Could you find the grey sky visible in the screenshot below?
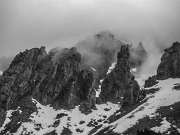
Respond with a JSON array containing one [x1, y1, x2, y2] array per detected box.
[[0, 0, 180, 59]]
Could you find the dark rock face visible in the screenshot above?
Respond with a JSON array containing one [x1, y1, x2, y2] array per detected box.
[[77, 70, 94, 101], [122, 75, 140, 108], [137, 129, 162, 135], [99, 45, 131, 104], [0, 109, 6, 128], [99, 45, 141, 107], [0, 46, 95, 127], [157, 42, 180, 80], [0, 47, 46, 127], [0, 36, 143, 131], [144, 75, 158, 88], [61, 127, 72, 135], [78, 70, 97, 114], [36, 47, 82, 109]]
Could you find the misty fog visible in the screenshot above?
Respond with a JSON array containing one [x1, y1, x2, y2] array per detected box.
[[0, 0, 180, 77]]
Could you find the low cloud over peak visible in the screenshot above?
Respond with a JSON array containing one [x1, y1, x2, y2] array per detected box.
[[0, 0, 180, 72]]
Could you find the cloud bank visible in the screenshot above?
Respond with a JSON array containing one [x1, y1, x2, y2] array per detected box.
[[0, 0, 180, 73]]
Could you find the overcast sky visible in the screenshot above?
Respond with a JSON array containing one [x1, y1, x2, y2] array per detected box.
[[0, 0, 180, 59]]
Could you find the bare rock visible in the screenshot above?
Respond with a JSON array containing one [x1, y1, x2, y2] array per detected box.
[[99, 45, 131, 104], [122, 75, 140, 108], [0, 46, 94, 128], [157, 42, 180, 80], [144, 75, 158, 88]]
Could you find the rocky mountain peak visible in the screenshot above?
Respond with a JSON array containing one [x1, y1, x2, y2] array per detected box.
[[145, 41, 180, 87], [137, 42, 146, 54], [117, 44, 130, 60], [96, 31, 115, 40], [157, 41, 180, 80], [99, 45, 140, 107], [0, 46, 91, 127], [164, 41, 180, 54], [49, 47, 81, 63], [0, 33, 159, 134]]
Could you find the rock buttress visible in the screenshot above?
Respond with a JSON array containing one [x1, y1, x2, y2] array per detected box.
[[99, 45, 131, 104], [0, 46, 95, 128], [157, 42, 180, 80]]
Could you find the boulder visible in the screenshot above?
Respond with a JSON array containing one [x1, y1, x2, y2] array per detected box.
[[144, 75, 158, 88]]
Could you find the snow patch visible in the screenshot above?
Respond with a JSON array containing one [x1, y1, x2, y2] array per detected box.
[[131, 68, 137, 72], [177, 128, 180, 133], [96, 79, 103, 97], [91, 67, 96, 71], [107, 63, 116, 74]]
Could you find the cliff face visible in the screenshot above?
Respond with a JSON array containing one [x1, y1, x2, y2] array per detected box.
[[99, 45, 132, 104], [0, 39, 142, 132], [0, 47, 95, 128], [0, 47, 46, 127], [99, 45, 141, 108], [157, 42, 180, 80], [122, 75, 140, 108], [0, 46, 85, 108], [75, 31, 124, 91]]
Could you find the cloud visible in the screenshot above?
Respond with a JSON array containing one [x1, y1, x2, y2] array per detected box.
[[74, 31, 124, 68], [0, 0, 180, 73]]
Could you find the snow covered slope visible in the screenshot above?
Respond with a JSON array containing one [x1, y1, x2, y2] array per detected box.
[[95, 78, 180, 134], [0, 100, 119, 135]]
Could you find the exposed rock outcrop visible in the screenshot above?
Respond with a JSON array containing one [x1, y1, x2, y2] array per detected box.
[[0, 47, 46, 127], [99, 45, 131, 104], [75, 31, 124, 91], [0, 46, 95, 128], [157, 42, 180, 80], [122, 75, 140, 108], [144, 75, 158, 88], [78, 70, 97, 114], [0, 34, 144, 130]]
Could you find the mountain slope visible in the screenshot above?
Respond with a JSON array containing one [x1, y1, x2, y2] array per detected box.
[[0, 98, 120, 135], [94, 79, 180, 135], [1, 78, 180, 135], [0, 34, 180, 135]]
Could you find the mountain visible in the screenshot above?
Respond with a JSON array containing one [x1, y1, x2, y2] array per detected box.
[[0, 32, 180, 135], [157, 41, 180, 80], [95, 78, 180, 135], [130, 42, 148, 70]]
